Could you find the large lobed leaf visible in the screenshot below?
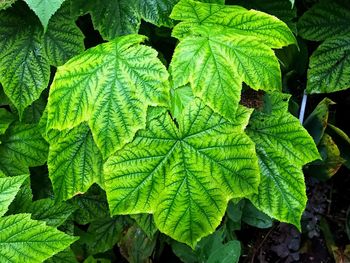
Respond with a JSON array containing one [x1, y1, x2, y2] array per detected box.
[[298, 1, 350, 94], [0, 2, 84, 116], [247, 93, 320, 228], [0, 214, 78, 262], [104, 99, 259, 247], [47, 34, 170, 158], [170, 0, 295, 121]]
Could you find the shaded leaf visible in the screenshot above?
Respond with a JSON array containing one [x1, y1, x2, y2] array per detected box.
[[0, 174, 28, 216], [307, 133, 344, 181], [327, 124, 350, 169], [44, 249, 78, 263], [0, 109, 14, 136], [27, 198, 77, 227], [304, 98, 335, 145], [131, 214, 158, 238]]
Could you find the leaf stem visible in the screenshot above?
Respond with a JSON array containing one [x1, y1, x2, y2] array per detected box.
[[299, 91, 308, 124]]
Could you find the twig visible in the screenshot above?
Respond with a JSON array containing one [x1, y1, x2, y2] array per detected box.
[[250, 224, 277, 263]]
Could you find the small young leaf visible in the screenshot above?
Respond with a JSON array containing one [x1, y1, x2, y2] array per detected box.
[[0, 214, 78, 262], [47, 34, 170, 158], [23, 0, 64, 30], [0, 174, 28, 216], [105, 99, 259, 247]]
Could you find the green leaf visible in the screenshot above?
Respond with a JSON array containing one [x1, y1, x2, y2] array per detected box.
[[327, 124, 350, 170], [131, 214, 158, 238], [138, 0, 178, 27], [43, 3, 84, 66], [206, 240, 241, 263], [0, 122, 48, 176], [170, 0, 296, 48], [44, 249, 78, 263], [27, 198, 77, 227], [170, 26, 281, 120], [305, 35, 350, 94], [104, 99, 259, 247], [241, 200, 272, 229], [297, 1, 350, 94], [171, 229, 240, 263], [47, 34, 170, 158], [83, 216, 126, 254], [0, 122, 48, 168], [298, 1, 350, 42], [47, 123, 103, 201], [72, 0, 141, 41], [0, 213, 78, 262], [0, 109, 14, 136], [229, 0, 297, 33], [71, 0, 178, 40], [170, 84, 194, 119], [0, 4, 49, 116], [307, 133, 344, 181], [23, 0, 64, 30], [119, 224, 156, 263], [72, 185, 110, 225], [6, 178, 33, 214], [304, 98, 335, 145], [247, 93, 320, 229], [0, 174, 28, 216], [0, 2, 84, 116], [0, 0, 16, 10]]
